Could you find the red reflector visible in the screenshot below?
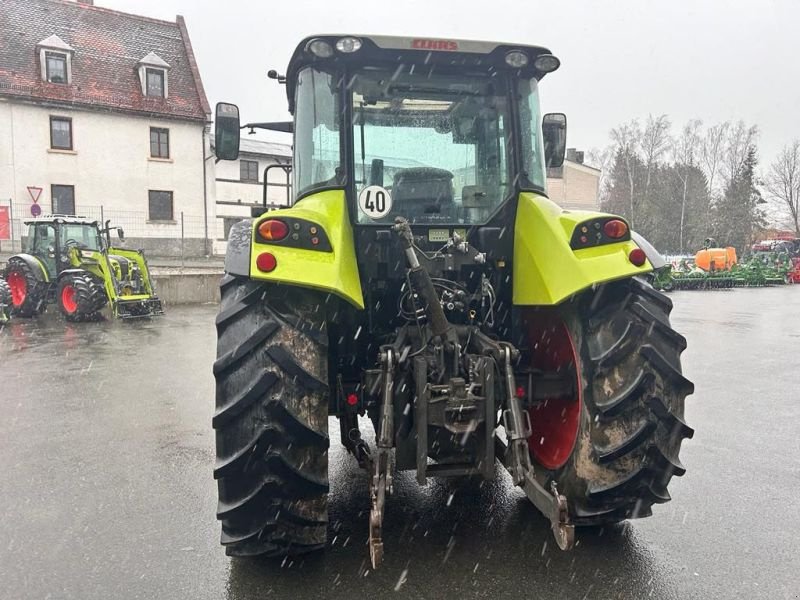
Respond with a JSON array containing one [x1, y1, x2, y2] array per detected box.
[[258, 219, 289, 241], [603, 219, 628, 239], [346, 393, 359, 406], [629, 248, 647, 267], [256, 252, 277, 272], [516, 386, 526, 399]]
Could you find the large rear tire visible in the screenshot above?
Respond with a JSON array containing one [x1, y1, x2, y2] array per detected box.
[[57, 272, 107, 321], [523, 277, 694, 525], [4, 258, 47, 317], [213, 274, 329, 557]]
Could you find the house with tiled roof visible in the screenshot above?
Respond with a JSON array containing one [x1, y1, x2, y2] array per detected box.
[[0, 0, 213, 256]]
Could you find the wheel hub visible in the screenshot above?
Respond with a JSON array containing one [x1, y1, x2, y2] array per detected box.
[[61, 285, 78, 314], [526, 316, 582, 470], [7, 271, 27, 307]]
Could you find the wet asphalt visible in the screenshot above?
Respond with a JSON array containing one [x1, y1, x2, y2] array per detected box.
[[1, 287, 799, 600]]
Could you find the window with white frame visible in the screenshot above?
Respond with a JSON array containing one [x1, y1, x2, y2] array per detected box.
[[37, 35, 74, 84], [45, 52, 68, 84], [146, 69, 165, 98], [138, 52, 170, 99]]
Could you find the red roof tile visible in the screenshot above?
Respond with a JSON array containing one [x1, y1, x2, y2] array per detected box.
[[0, 0, 209, 121]]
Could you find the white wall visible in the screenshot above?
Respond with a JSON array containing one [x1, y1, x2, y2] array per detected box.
[[0, 99, 210, 241]]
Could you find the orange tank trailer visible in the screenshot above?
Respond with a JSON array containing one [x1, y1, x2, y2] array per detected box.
[[695, 247, 737, 272]]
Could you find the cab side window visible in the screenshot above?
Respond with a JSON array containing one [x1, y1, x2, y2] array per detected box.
[[32, 224, 56, 256]]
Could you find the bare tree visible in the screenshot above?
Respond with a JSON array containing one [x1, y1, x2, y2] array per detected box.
[[722, 120, 758, 186], [610, 120, 641, 227], [700, 121, 730, 196], [586, 145, 614, 206], [641, 114, 671, 204], [764, 140, 800, 234], [671, 120, 702, 252]]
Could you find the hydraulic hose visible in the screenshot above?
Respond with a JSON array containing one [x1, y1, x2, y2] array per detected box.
[[393, 218, 452, 339]]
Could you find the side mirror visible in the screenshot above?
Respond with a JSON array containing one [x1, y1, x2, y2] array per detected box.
[[215, 102, 241, 161], [542, 113, 567, 168], [117, 228, 125, 240]]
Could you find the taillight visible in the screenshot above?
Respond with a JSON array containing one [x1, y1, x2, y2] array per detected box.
[[258, 219, 289, 241], [346, 393, 359, 406], [256, 252, 277, 272], [603, 219, 628, 239], [628, 248, 647, 267]]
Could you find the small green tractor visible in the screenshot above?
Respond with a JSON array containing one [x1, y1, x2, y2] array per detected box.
[[212, 35, 694, 568], [0, 215, 163, 321]]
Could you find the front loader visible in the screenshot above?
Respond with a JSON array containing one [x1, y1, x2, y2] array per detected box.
[[212, 35, 694, 568], [1, 215, 163, 321]]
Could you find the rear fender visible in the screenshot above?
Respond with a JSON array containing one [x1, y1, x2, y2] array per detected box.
[[6, 254, 50, 282], [631, 231, 666, 269], [513, 192, 653, 305], [242, 190, 364, 309]]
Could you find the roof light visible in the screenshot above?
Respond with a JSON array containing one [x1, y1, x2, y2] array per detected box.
[[504, 50, 529, 68], [306, 39, 334, 58], [603, 219, 629, 239], [533, 54, 561, 73], [336, 36, 362, 54], [258, 219, 289, 241]]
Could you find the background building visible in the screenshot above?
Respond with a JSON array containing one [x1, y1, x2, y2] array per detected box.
[[546, 148, 601, 211], [212, 138, 291, 255], [0, 0, 212, 256]]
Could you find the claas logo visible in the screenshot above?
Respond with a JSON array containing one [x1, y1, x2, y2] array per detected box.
[[411, 38, 459, 51]]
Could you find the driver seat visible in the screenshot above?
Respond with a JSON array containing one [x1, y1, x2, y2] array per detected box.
[[392, 168, 454, 220]]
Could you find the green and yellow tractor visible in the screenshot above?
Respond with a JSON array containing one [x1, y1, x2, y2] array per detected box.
[[212, 35, 694, 567], [0, 215, 163, 321]]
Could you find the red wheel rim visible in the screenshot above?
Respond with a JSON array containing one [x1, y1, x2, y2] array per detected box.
[[7, 271, 27, 307], [525, 313, 582, 470], [61, 285, 78, 314]]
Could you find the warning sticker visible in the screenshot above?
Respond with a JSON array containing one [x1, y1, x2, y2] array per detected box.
[[358, 186, 392, 220]]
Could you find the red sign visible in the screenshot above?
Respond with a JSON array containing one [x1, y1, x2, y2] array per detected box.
[[0, 206, 9, 240], [411, 38, 459, 51]]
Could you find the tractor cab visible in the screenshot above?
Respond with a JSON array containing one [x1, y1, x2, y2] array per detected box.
[[216, 35, 567, 227], [24, 216, 105, 278]]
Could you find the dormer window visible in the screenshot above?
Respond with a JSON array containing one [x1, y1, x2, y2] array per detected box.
[[138, 52, 170, 98], [37, 35, 74, 85], [45, 52, 68, 83], [146, 68, 165, 97]]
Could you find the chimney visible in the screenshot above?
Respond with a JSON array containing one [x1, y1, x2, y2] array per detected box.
[[565, 148, 584, 164]]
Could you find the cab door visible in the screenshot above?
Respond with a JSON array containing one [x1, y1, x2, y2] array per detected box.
[[29, 224, 58, 278]]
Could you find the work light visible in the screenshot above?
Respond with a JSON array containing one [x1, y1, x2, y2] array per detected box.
[[504, 50, 529, 68], [306, 39, 334, 58], [533, 54, 560, 73], [336, 37, 362, 53]]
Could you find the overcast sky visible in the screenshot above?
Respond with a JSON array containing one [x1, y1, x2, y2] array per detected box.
[[103, 0, 800, 166]]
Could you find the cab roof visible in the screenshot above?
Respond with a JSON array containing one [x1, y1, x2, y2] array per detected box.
[[23, 214, 98, 226], [284, 34, 556, 111]]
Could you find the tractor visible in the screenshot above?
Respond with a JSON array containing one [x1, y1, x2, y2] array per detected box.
[[1, 215, 163, 321], [212, 35, 694, 568]]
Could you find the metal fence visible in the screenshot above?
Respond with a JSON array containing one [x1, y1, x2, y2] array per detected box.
[[0, 199, 209, 259]]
